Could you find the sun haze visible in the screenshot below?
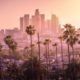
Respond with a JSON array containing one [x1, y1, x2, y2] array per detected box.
[[0, 0, 80, 29]]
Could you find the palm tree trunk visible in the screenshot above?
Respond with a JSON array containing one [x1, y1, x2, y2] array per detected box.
[[30, 35, 33, 58], [45, 45, 48, 79], [37, 33, 41, 62], [45, 45, 48, 69], [55, 45, 58, 68], [30, 35, 34, 80], [60, 40, 64, 69], [47, 43, 50, 69], [68, 44, 70, 64]]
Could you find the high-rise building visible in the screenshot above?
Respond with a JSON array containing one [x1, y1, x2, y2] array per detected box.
[[31, 15, 35, 26], [51, 14, 59, 35], [40, 14, 45, 33], [23, 14, 29, 32], [34, 9, 41, 33], [20, 17, 24, 32], [45, 20, 51, 32], [20, 9, 60, 35]]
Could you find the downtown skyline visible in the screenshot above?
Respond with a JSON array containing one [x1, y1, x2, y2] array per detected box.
[[0, 0, 80, 29], [20, 9, 60, 34]]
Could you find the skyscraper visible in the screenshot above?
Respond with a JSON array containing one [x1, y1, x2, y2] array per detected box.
[[45, 20, 51, 33], [20, 17, 24, 32], [34, 9, 41, 33], [40, 14, 45, 33], [23, 14, 29, 32], [51, 14, 59, 35]]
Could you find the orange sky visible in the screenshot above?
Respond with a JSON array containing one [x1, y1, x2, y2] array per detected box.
[[0, 0, 80, 29]]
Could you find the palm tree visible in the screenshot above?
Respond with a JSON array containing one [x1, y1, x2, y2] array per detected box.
[[43, 41, 47, 59], [37, 33, 41, 62], [43, 41, 49, 79], [43, 39, 51, 79], [52, 43, 58, 67], [45, 39, 51, 61], [63, 24, 79, 62], [4, 35, 12, 54], [58, 36, 64, 68], [4, 35, 17, 58], [26, 25, 35, 58]]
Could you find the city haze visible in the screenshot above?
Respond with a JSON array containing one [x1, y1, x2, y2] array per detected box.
[[0, 0, 80, 29]]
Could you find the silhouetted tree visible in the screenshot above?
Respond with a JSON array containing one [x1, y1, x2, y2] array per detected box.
[[37, 33, 41, 63], [52, 43, 58, 68], [26, 25, 35, 58], [58, 36, 64, 68], [4, 35, 17, 58], [63, 24, 79, 63]]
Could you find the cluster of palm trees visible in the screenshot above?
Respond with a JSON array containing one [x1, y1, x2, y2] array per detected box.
[[26, 24, 80, 66], [0, 23, 79, 80], [0, 23, 79, 67], [25, 24, 80, 80]]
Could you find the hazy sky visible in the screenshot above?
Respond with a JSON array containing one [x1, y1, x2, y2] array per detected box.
[[0, 0, 80, 29]]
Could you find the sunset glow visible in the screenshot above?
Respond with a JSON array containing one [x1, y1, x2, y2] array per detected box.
[[0, 0, 80, 29]]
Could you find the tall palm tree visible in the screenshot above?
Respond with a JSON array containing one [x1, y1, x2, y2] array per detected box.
[[43, 42, 47, 59], [43, 39, 51, 74], [26, 25, 36, 80], [52, 43, 58, 67], [45, 39, 51, 61], [26, 25, 35, 58], [37, 33, 41, 62], [58, 36, 64, 68], [63, 24, 79, 62], [43, 41, 49, 79]]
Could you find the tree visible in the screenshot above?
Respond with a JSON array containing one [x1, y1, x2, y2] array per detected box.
[[4, 35, 17, 58], [58, 36, 64, 68], [26, 25, 35, 58], [44, 39, 51, 66], [37, 33, 41, 63], [63, 24, 79, 62], [52, 43, 58, 67], [26, 25, 36, 79]]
